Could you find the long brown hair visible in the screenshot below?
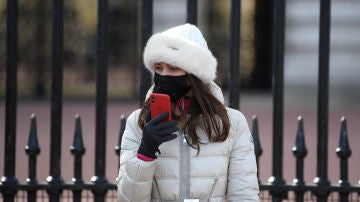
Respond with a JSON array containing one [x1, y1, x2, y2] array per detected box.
[[138, 74, 230, 153]]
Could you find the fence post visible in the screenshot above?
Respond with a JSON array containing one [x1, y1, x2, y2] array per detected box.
[[47, 0, 65, 201], [229, 0, 241, 109], [91, 0, 109, 201], [186, 0, 197, 25], [268, 0, 286, 201], [139, 0, 153, 106], [1, 0, 19, 201], [313, 0, 332, 201]]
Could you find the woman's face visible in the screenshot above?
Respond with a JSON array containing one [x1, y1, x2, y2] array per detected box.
[[154, 62, 186, 76]]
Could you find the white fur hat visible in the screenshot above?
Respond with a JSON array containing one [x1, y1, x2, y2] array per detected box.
[[143, 23, 217, 83]]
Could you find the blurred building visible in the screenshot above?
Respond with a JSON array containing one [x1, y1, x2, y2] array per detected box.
[[285, 0, 360, 87], [154, 0, 360, 88]]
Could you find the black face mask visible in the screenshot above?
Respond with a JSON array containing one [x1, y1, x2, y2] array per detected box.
[[154, 73, 191, 101]]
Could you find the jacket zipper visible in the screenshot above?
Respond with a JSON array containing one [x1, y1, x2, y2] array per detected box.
[[179, 131, 190, 201], [179, 98, 191, 201], [208, 178, 218, 199], [153, 177, 163, 202]]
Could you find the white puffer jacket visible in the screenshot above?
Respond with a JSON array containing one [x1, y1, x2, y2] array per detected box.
[[117, 83, 259, 202]]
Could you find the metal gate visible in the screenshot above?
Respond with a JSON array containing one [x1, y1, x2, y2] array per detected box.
[[1, 0, 359, 201]]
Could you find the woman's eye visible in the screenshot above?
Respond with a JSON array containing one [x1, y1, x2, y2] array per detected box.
[[154, 65, 162, 71], [170, 67, 179, 71]]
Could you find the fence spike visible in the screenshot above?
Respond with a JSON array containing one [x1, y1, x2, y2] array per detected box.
[[70, 114, 85, 185], [252, 115, 262, 184], [336, 117, 351, 159], [252, 115, 263, 158], [336, 116, 351, 188], [115, 115, 127, 182], [292, 116, 307, 158], [70, 114, 86, 156], [292, 116, 307, 187], [25, 114, 41, 185], [25, 114, 41, 156], [115, 115, 127, 156]]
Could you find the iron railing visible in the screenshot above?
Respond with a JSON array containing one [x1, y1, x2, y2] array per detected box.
[[1, 0, 360, 202]]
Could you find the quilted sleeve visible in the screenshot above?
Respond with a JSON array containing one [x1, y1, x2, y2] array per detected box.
[[116, 109, 157, 202], [226, 110, 260, 202]]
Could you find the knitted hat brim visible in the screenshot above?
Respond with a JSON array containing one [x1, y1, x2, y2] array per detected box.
[[143, 33, 217, 83]]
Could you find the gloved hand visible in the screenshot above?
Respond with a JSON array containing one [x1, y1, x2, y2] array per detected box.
[[138, 111, 178, 159]]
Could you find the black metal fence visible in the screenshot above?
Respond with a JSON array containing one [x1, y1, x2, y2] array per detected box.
[[1, 0, 360, 202]]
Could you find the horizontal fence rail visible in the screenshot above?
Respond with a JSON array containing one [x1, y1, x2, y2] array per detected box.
[[1, 0, 360, 202]]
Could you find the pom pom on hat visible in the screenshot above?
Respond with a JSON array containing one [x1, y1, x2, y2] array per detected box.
[[143, 23, 217, 83]]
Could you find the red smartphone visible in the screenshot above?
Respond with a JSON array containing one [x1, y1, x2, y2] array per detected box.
[[150, 93, 172, 122]]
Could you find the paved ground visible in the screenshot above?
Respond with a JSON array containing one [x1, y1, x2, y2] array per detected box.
[[0, 85, 359, 187]]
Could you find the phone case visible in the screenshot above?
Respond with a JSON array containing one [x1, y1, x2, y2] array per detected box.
[[150, 93, 172, 122]]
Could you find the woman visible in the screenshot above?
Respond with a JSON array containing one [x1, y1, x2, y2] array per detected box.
[[117, 23, 259, 202]]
